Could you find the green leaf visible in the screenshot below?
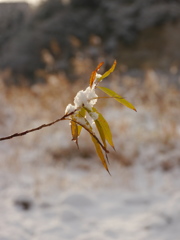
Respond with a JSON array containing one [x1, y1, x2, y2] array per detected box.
[[93, 107, 115, 149], [94, 119, 107, 148], [97, 86, 137, 112], [98, 60, 116, 82], [91, 136, 110, 174]]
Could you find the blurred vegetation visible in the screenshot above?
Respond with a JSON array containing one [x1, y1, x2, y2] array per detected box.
[[0, 0, 180, 85]]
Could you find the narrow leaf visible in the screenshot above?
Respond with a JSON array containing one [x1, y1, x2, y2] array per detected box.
[[89, 71, 96, 88], [76, 108, 86, 136], [98, 60, 117, 82], [91, 136, 110, 174], [95, 119, 107, 148], [70, 117, 108, 153], [93, 107, 115, 149], [83, 106, 114, 150], [97, 86, 137, 111], [89, 62, 104, 88], [83, 107, 106, 148], [95, 61, 104, 72], [70, 120, 79, 148]]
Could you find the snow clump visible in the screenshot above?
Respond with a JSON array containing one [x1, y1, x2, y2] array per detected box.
[[65, 77, 100, 115], [74, 87, 98, 111]]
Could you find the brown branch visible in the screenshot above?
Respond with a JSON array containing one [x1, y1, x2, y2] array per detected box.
[[68, 118, 109, 154], [0, 111, 75, 141], [0, 109, 108, 154]]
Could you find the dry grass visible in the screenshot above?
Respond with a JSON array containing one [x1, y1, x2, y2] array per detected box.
[[0, 67, 180, 172]]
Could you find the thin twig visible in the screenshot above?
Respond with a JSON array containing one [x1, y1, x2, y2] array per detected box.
[[0, 111, 74, 141], [93, 96, 124, 100], [0, 110, 108, 154]]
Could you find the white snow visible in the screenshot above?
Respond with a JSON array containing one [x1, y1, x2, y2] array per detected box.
[[65, 73, 101, 115], [74, 87, 98, 110], [65, 104, 76, 115], [65, 86, 98, 127], [74, 116, 88, 127], [88, 111, 99, 121], [0, 159, 180, 240], [96, 73, 102, 79], [92, 73, 102, 88]]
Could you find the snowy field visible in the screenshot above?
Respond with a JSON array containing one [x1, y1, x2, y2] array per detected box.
[[0, 159, 180, 240], [0, 70, 180, 240]]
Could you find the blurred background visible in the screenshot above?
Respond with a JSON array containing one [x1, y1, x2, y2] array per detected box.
[[0, 1, 180, 240]]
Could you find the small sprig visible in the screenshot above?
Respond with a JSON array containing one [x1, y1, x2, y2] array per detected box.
[[0, 60, 136, 173]]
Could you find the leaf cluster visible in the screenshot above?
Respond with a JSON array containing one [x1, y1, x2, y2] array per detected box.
[[0, 60, 136, 174], [66, 60, 136, 173]]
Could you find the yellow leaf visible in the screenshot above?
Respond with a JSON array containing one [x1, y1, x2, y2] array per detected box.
[[93, 107, 115, 149], [91, 136, 110, 174], [77, 125, 82, 136], [98, 60, 117, 82], [83, 106, 114, 150], [71, 116, 108, 154], [70, 120, 79, 148], [73, 113, 93, 134], [82, 107, 106, 148], [76, 108, 86, 136], [95, 119, 107, 148], [97, 86, 137, 112]]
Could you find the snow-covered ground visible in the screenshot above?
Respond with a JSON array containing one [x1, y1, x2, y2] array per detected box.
[[0, 159, 180, 240], [0, 71, 180, 240]]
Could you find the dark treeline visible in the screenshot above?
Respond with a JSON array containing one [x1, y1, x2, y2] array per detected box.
[[0, 0, 180, 84]]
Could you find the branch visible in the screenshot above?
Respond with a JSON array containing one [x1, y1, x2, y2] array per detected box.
[[0, 111, 74, 141], [68, 118, 109, 153], [0, 112, 108, 155]]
